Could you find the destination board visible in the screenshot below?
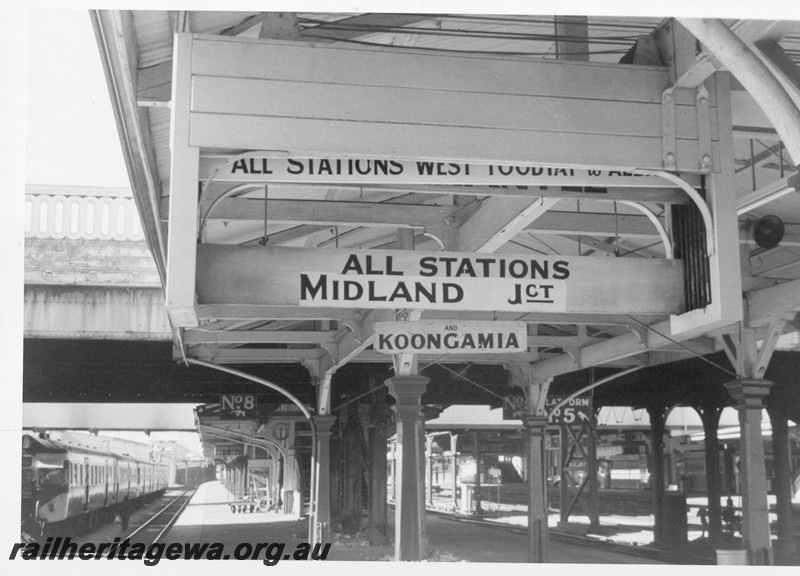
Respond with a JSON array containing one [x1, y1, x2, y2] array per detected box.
[[215, 444, 244, 457], [196, 245, 686, 315], [199, 155, 675, 188]]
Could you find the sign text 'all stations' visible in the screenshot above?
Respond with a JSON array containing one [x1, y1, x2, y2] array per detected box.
[[196, 245, 685, 315], [200, 155, 674, 188]]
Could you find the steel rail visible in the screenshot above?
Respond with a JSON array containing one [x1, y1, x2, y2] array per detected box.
[[151, 490, 195, 544], [126, 488, 195, 543]]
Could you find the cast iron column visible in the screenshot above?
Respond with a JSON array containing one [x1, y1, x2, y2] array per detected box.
[[389, 442, 396, 501], [367, 399, 390, 545], [766, 403, 795, 565], [417, 416, 426, 555], [387, 375, 429, 561], [341, 402, 362, 533], [646, 404, 669, 544], [313, 414, 337, 545], [450, 433, 459, 510], [330, 426, 342, 520], [474, 430, 483, 514], [696, 403, 724, 546], [587, 411, 600, 529], [523, 415, 550, 562], [726, 378, 774, 565], [559, 424, 569, 522], [426, 435, 434, 506]]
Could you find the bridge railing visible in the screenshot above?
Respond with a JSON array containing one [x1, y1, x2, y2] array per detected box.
[[25, 187, 145, 242]]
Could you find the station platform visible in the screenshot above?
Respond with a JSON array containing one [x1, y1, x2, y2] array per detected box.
[[163, 481, 665, 563], [425, 481, 798, 555]]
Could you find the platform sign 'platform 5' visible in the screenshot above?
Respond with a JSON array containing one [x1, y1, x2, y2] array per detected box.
[[502, 394, 593, 424], [545, 395, 593, 425]]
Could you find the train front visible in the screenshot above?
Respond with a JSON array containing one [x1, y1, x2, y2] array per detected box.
[[21, 434, 69, 540]]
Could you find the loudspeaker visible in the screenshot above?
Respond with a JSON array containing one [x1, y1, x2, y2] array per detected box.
[[752, 215, 784, 250]]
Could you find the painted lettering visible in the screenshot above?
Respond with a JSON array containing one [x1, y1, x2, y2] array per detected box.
[[508, 283, 556, 305]]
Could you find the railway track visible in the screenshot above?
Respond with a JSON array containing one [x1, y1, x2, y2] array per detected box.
[[75, 488, 197, 560], [126, 488, 196, 545]]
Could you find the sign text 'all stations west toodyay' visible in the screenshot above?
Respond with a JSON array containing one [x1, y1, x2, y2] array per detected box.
[[200, 155, 673, 187]]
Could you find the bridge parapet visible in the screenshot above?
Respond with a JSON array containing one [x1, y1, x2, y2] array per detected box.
[[24, 184, 167, 339], [25, 184, 160, 288], [25, 184, 145, 242]]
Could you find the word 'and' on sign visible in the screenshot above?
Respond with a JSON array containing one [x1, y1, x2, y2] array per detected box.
[[374, 321, 527, 354]]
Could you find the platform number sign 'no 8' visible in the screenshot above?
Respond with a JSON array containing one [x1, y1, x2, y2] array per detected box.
[[219, 394, 257, 419]]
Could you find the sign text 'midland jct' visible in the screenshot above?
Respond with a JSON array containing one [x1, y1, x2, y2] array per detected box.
[[194, 245, 686, 315], [374, 321, 527, 354], [298, 252, 569, 312]]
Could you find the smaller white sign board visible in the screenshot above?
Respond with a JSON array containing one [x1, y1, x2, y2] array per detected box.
[[374, 320, 527, 354]]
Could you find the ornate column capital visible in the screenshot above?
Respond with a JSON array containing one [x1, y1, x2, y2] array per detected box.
[[313, 414, 338, 436], [522, 415, 549, 435], [725, 378, 773, 409], [386, 375, 430, 412]]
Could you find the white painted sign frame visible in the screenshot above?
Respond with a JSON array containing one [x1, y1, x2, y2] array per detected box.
[[374, 320, 528, 354]]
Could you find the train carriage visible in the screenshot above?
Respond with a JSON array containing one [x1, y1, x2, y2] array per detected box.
[[21, 433, 168, 538]]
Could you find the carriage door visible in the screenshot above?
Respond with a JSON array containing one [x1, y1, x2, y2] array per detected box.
[[113, 460, 119, 503], [103, 460, 109, 506], [83, 457, 90, 512]]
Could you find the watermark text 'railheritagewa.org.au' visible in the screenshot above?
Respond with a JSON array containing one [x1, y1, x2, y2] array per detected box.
[[10, 537, 331, 565]]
